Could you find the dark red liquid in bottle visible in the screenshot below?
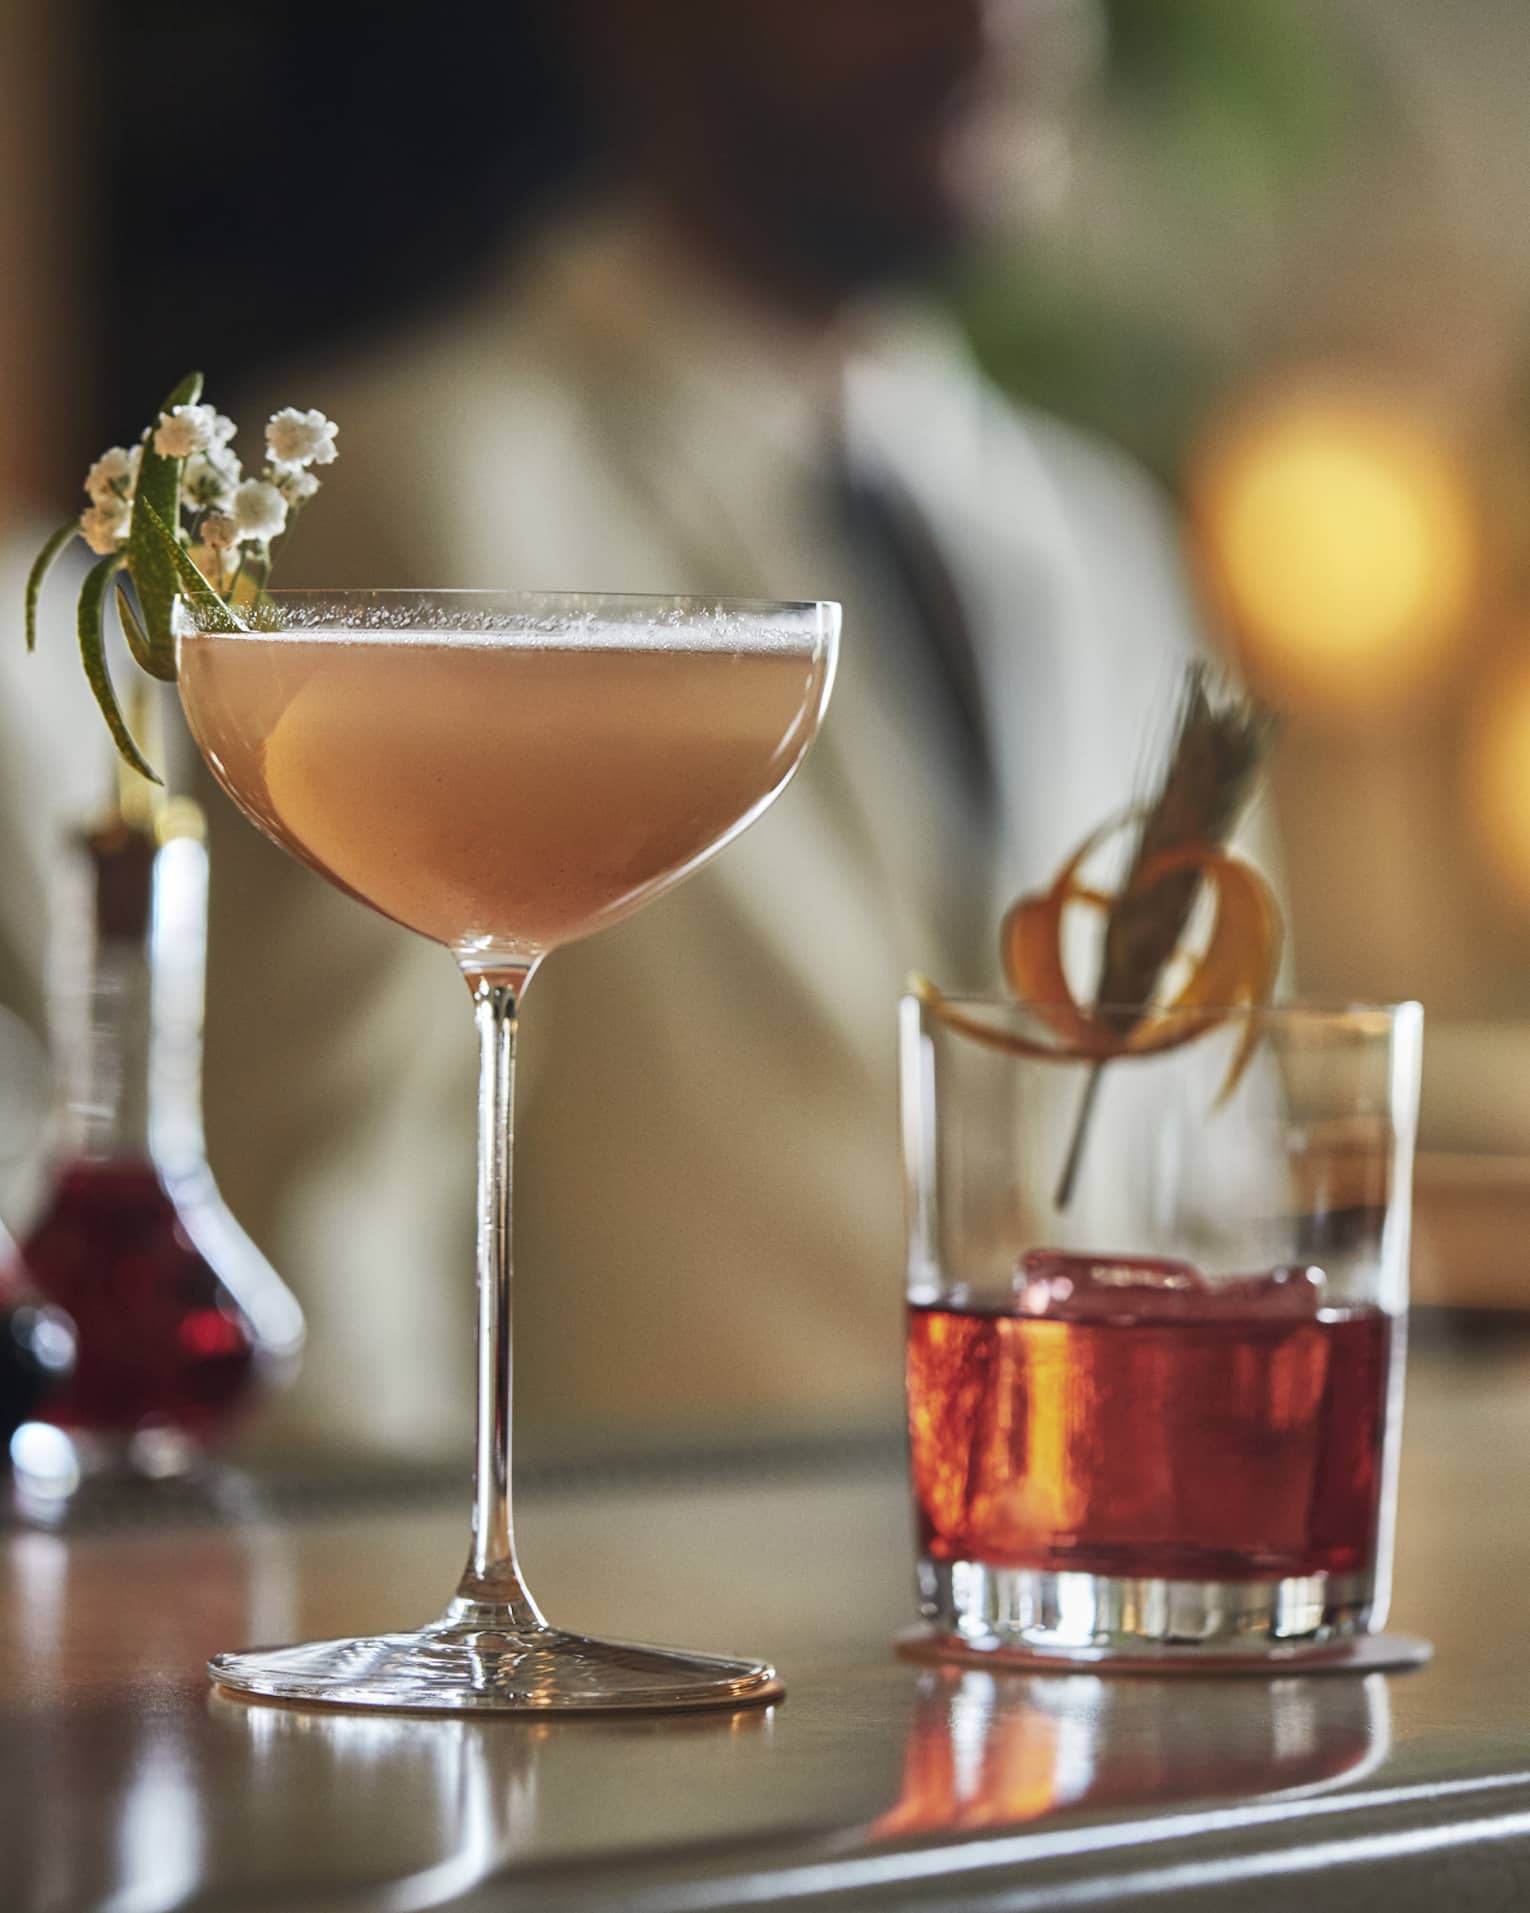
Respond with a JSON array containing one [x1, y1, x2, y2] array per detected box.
[[22, 805, 300, 1453], [23, 1160, 257, 1438], [907, 1271, 1390, 1583]]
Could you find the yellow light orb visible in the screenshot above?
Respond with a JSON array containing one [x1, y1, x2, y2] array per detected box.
[[1469, 656, 1530, 906], [1189, 385, 1480, 714]]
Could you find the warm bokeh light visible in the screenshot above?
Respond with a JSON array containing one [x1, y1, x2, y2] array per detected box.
[[1189, 385, 1481, 715], [1468, 653, 1530, 907]]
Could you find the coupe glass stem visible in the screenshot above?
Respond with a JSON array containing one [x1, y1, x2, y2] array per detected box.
[[449, 969, 545, 1631]]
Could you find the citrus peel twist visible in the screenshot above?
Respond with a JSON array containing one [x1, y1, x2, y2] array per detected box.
[[916, 814, 1283, 1103]]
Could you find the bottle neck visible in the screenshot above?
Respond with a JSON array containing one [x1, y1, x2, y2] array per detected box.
[[51, 810, 210, 1173]]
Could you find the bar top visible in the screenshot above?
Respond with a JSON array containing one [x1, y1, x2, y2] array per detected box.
[[6, 1328, 1530, 1911]]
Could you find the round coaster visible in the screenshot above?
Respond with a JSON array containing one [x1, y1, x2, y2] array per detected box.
[[896, 1627, 1432, 1678]]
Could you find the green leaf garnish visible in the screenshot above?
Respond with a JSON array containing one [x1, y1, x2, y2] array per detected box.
[[114, 577, 157, 676], [25, 370, 334, 783], [25, 521, 78, 653], [126, 369, 203, 676], [134, 499, 241, 635], [78, 554, 161, 784]]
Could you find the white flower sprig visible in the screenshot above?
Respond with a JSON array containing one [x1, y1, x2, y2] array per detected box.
[[232, 478, 289, 545], [84, 445, 142, 507], [72, 389, 336, 593], [25, 370, 339, 780], [266, 407, 338, 467], [182, 447, 239, 513], [152, 402, 231, 460]]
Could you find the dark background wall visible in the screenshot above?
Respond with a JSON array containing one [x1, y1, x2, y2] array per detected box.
[[86, 3, 589, 450]]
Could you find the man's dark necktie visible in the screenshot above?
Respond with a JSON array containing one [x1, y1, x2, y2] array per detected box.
[[833, 459, 997, 824]]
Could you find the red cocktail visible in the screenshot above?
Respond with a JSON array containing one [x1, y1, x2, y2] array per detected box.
[[899, 992, 1420, 1661], [907, 1258, 1389, 1586]]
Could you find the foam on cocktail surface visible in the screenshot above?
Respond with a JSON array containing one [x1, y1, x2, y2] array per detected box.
[[229, 609, 825, 654]]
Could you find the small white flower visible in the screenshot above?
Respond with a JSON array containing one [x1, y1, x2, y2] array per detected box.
[[232, 478, 288, 542], [270, 460, 320, 505], [183, 445, 241, 510], [84, 446, 138, 506], [79, 497, 130, 556], [200, 510, 241, 551], [209, 411, 238, 448], [153, 401, 219, 458], [265, 406, 338, 467]]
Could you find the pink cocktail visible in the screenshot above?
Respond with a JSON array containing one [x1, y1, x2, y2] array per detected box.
[[181, 629, 828, 960], [176, 590, 839, 1713]]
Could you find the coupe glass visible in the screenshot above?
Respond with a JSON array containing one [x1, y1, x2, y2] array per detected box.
[[176, 589, 839, 1711]]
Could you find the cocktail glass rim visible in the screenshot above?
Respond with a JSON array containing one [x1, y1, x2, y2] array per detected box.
[[178, 586, 839, 615], [913, 993, 1424, 1021]]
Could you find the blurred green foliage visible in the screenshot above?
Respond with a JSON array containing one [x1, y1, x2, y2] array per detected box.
[[962, 0, 1378, 483], [1102, 0, 1348, 188]]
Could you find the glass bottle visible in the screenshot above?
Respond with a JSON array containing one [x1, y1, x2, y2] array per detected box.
[[0, 1217, 75, 1454], [22, 755, 304, 1472]]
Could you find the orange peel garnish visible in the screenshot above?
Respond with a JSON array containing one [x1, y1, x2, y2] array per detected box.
[[917, 817, 1282, 1102]]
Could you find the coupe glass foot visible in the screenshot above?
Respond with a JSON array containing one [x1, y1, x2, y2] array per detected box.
[[209, 1618, 781, 1713]]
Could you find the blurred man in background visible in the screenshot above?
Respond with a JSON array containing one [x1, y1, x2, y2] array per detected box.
[[208, 0, 1209, 1454], [24, 2, 1210, 1453]]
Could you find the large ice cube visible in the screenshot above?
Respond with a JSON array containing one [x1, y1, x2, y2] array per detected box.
[[1013, 1251, 1325, 1321], [1013, 1250, 1200, 1321], [1207, 1264, 1327, 1317]]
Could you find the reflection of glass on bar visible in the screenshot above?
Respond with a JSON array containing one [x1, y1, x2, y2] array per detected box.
[[899, 996, 1422, 1660], [874, 1665, 1392, 1839]]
